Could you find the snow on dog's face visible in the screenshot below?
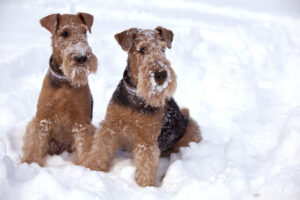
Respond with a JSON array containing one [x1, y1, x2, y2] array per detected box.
[[40, 13, 98, 87], [115, 27, 177, 107]]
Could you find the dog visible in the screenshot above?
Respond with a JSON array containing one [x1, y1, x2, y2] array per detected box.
[[21, 13, 98, 166], [83, 27, 202, 187]]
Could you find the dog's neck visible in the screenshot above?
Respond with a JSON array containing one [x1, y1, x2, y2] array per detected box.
[[122, 66, 137, 96], [48, 55, 94, 120], [48, 56, 69, 84], [111, 66, 158, 113]]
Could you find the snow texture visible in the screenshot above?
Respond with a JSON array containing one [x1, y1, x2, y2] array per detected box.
[[0, 0, 300, 199]]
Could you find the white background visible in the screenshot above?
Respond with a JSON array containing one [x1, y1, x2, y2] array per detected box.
[[0, 0, 300, 199]]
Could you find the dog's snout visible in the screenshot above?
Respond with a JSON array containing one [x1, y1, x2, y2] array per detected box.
[[75, 56, 87, 64], [154, 71, 167, 84]]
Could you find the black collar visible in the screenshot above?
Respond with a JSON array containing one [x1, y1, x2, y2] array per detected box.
[[122, 67, 137, 96], [111, 66, 158, 114]]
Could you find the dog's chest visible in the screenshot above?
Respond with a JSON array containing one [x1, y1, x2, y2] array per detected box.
[[37, 75, 92, 121], [109, 80, 188, 151], [107, 102, 164, 141]]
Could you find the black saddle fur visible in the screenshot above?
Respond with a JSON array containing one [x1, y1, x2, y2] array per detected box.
[[111, 67, 188, 154]]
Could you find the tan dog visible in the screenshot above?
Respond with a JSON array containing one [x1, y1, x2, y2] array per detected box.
[[83, 27, 201, 187], [21, 13, 98, 166]]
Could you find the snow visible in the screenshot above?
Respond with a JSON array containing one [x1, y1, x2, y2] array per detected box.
[[0, 0, 300, 199], [64, 41, 90, 58]]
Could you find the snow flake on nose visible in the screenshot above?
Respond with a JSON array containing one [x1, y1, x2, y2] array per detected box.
[[142, 58, 173, 95], [149, 68, 172, 94]]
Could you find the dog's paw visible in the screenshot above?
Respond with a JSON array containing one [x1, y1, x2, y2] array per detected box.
[[82, 159, 110, 172], [134, 173, 156, 187], [21, 156, 45, 167]]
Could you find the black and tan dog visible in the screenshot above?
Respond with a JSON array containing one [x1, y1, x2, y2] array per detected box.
[[22, 13, 98, 166], [83, 27, 201, 187]]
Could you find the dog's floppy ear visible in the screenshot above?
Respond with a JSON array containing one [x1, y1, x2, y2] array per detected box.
[[155, 26, 174, 49], [78, 12, 94, 33], [40, 14, 60, 34], [115, 28, 138, 52]]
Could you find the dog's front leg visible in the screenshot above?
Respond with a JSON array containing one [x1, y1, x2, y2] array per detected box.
[[132, 142, 160, 187], [71, 123, 95, 165], [83, 124, 120, 171], [22, 118, 51, 166]]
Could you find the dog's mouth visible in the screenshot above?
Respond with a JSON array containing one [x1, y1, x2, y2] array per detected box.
[[61, 51, 98, 87]]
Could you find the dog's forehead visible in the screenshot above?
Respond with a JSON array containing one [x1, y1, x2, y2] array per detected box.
[[135, 29, 159, 42], [58, 14, 82, 29]]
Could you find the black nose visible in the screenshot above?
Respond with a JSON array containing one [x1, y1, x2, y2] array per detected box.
[[75, 56, 87, 64], [154, 71, 167, 84]]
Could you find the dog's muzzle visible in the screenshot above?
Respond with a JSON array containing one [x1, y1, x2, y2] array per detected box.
[[154, 71, 167, 85], [75, 55, 88, 64]]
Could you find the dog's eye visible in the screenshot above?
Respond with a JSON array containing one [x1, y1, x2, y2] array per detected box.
[[139, 47, 146, 54], [61, 31, 69, 38]]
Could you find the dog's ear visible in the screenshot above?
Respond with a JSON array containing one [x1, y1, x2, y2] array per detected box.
[[77, 12, 94, 33], [155, 26, 174, 49], [40, 14, 60, 34], [114, 28, 138, 52]]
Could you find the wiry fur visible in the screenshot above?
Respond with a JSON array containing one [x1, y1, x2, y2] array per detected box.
[[22, 13, 97, 166], [137, 58, 176, 107], [52, 21, 97, 87], [83, 27, 202, 187]]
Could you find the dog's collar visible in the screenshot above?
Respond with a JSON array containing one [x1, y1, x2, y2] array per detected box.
[[49, 56, 68, 82], [111, 66, 158, 113], [122, 66, 137, 95], [122, 79, 137, 95]]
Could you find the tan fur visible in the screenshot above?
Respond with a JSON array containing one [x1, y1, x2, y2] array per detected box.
[[84, 103, 164, 186], [22, 13, 97, 166], [83, 27, 202, 187]]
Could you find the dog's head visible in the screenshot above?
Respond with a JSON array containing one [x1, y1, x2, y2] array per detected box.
[[115, 27, 177, 107], [40, 13, 98, 87]]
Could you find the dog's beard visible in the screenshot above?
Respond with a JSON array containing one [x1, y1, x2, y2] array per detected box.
[[62, 53, 97, 88], [136, 65, 177, 107]]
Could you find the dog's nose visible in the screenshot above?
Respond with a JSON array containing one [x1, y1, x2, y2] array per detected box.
[[154, 71, 167, 84], [75, 56, 87, 64]]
